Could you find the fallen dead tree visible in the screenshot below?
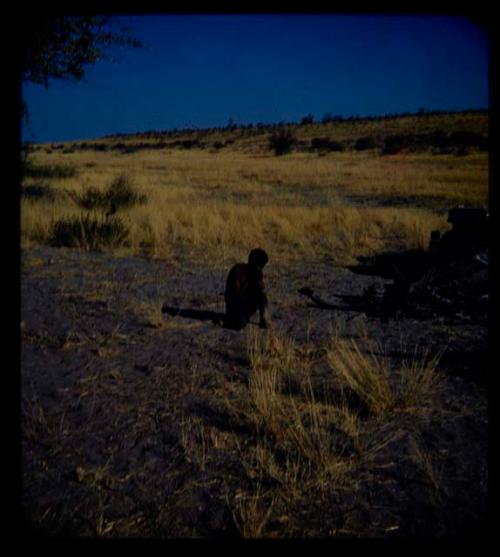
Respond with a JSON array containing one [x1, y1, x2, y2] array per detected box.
[[300, 206, 489, 322]]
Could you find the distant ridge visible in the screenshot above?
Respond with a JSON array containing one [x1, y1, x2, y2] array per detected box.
[[27, 109, 488, 153], [99, 108, 488, 141]]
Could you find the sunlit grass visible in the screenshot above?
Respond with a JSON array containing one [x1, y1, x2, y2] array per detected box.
[[21, 138, 488, 263]]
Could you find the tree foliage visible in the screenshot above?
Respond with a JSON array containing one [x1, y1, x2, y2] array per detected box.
[[300, 113, 314, 125], [269, 128, 297, 156], [22, 16, 143, 88]]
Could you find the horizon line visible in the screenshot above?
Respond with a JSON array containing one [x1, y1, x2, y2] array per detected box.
[[25, 106, 489, 145]]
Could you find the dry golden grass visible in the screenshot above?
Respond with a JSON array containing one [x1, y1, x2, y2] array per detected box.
[[408, 434, 442, 492], [214, 323, 448, 535], [180, 416, 210, 471], [327, 338, 395, 416], [21, 141, 488, 264], [326, 336, 445, 417], [229, 487, 277, 538], [396, 341, 446, 414], [134, 297, 166, 328], [243, 327, 360, 490]]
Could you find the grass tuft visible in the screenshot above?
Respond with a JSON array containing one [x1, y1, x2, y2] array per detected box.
[[21, 182, 57, 202], [230, 487, 276, 538], [243, 328, 359, 490], [326, 336, 445, 417], [48, 213, 129, 251], [326, 338, 394, 415], [22, 159, 77, 179]]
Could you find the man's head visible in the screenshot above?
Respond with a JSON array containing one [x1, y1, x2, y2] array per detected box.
[[248, 248, 269, 270]]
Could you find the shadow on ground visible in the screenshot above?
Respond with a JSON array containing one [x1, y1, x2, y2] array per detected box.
[[162, 304, 225, 324]]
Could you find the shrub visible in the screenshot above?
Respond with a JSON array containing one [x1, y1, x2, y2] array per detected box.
[[21, 182, 57, 201], [180, 139, 200, 149], [21, 159, 77, 179], [48, 213, 129, 251], [443, 131, 488, 153], [311, 137, 344, 152], [321, 113, 335, 124], [70, 175, 147, 212], [382, 135, 409, 155], [354, 136, 378, 151], [105, 174, 147, 209], [269, 128, 297, 155], [91, 143, 108, 152], [70, 187, 109, 211], [122, 146, 140, 154], [381, 131, 488, 155], [300, 114, 314, 125]]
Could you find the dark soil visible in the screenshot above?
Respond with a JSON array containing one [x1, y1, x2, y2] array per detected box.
[[20, 246, 488, 538]]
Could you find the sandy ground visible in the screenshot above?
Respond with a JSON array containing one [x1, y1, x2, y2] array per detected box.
[[20, 246, 488, 537]]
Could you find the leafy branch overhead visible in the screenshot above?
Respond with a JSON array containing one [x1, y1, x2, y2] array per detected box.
[[22, 16, 144, 88]]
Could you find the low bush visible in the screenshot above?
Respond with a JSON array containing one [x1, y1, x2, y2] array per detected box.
[[105, 174, 147, 209], [21, 183, 57, 202], [354, 136, 378, 151], [70, 175, 147, 212], [91, 143, 109, 152], [382, 131, 488, 155], [269, 128, 297, 156], [300, 114, 314, 125], [21, 159, 77, 179], [48, 213, 129, 251], [70, 187, 110, 211], [310, 137, 344, 152]]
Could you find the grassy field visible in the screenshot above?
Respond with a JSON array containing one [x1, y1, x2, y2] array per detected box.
[[20, 111, 489, 537], [21, 111, 488, 266]]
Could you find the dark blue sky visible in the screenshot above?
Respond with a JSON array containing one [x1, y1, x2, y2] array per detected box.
[[22, 14, 489, 143]]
